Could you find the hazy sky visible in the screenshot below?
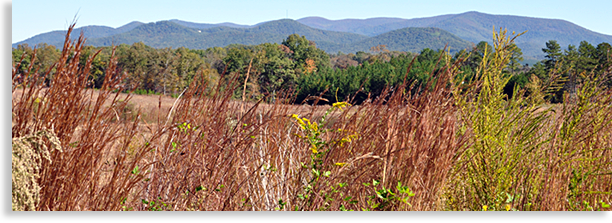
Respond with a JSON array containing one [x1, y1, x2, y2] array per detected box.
[[11, 0, 612, 43]]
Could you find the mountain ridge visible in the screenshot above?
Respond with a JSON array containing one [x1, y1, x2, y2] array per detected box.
[[13, 21, 144, 48], [297, 11, 612, 59], [85, 19, 471, 54], [323, 27, 473, 54], [13, 11, 612, 59], [84, 19, 371, 51], [16, 19, 466, 54]]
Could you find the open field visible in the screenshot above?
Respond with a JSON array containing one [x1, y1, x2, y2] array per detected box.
[[11, 27, 612, 211]]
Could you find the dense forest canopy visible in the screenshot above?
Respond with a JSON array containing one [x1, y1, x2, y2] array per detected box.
[[12, 34, 612, 104]]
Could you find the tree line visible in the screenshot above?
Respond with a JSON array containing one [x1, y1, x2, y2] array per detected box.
[[12, 34, 611, 104]]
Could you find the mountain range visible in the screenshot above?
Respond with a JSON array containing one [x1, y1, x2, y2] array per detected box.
[[13, 11, 612, 60]]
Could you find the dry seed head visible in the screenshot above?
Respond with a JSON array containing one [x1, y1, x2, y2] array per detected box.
[[12, 129, 62, 211]]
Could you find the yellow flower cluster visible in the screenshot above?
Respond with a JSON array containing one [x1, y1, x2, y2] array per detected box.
[[334, 128, 358, 147], [310, 145, 318, 154], [292, 114, 320, 154], [332, 102, 351, 111], [338, 133, 359, 147], [291, 114, 317, 131]]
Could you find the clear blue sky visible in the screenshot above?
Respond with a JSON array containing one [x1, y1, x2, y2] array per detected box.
[[10, 0, 612, 43]]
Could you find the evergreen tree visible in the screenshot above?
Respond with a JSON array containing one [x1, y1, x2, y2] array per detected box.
[[576, 41, 598, 74], [543, 40, 563, 73]]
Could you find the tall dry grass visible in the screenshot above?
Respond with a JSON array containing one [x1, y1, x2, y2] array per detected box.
[[12, 24, 148, 210], [11, 24, 612, 211]]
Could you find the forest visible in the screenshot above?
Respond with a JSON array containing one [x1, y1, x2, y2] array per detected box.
[[12, 33, 612, 105]]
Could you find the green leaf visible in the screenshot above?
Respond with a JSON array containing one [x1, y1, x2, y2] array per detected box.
[[69, 141, 79, 148], [323, 171, 331, 177], [372, 203, 380, 209], [132, 165, 139, 175]]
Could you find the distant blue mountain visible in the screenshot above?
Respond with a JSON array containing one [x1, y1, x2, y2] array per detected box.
[[12, 21, 143, 48], [298, 11, 612, 59], [13, 11, 612, 59]]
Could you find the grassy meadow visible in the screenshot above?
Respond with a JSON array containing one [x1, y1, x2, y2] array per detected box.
[[11, 26, 612, 211]]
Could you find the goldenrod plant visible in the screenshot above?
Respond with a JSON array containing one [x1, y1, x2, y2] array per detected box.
[[447, 28, 612, 211]]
